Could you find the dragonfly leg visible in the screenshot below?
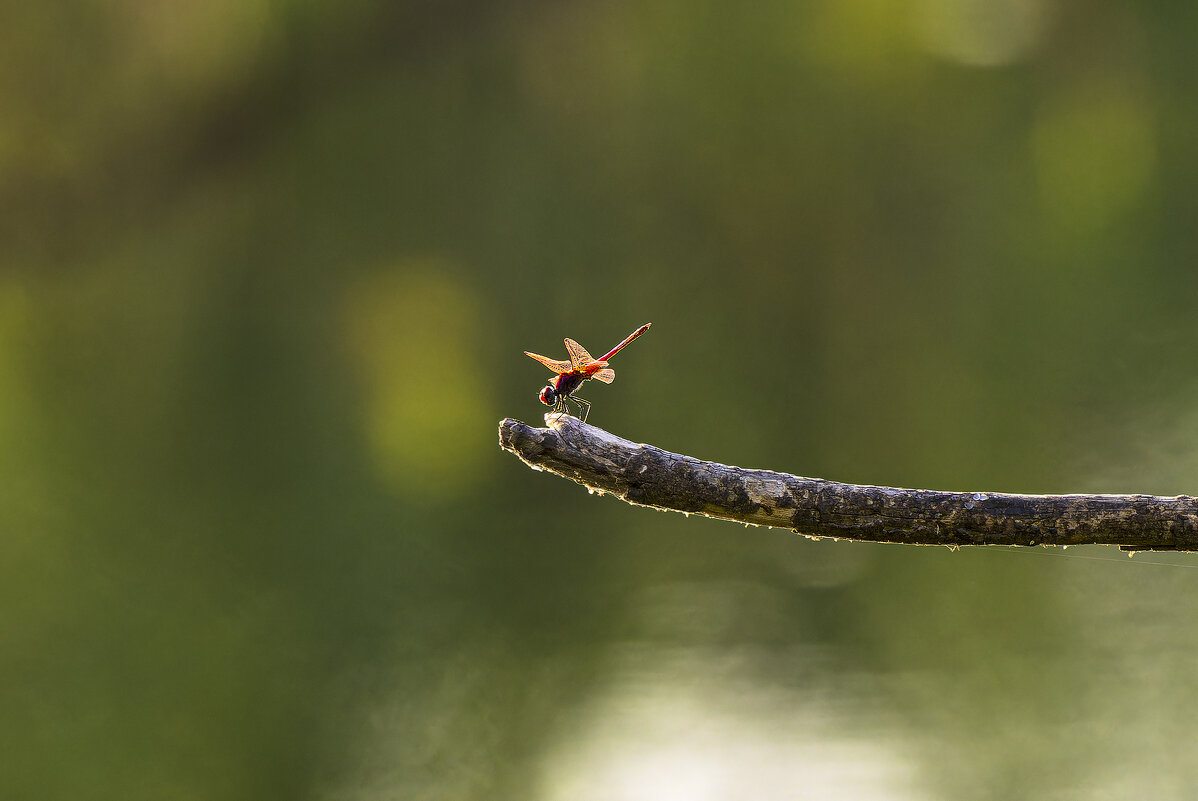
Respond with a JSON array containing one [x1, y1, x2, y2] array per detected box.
[[552, 395, 575, 420], [573, 395, 591, 423]]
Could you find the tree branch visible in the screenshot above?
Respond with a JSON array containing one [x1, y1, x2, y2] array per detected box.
[[498, 414, 1198, 552]]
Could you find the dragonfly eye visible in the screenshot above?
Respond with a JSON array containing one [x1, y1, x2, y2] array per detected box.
[[539, 385, 556, 406]]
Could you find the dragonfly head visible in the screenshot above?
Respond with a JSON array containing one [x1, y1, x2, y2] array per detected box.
[[539, 384, 557, 406]]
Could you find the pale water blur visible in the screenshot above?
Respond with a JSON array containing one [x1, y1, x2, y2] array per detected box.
[[5, 1, 1198, 799]]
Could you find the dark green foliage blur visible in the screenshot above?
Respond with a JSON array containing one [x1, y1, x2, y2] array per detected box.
[[5, 2, 1198, 799]]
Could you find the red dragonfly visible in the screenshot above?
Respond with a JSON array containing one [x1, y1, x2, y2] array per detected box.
[[525, 323, 651, 422]]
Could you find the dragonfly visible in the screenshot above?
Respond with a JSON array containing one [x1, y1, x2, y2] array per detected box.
[[525, 323, 651, 422]]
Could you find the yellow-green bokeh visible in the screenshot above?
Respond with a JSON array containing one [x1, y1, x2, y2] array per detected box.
[[342, 264, 491, 500]]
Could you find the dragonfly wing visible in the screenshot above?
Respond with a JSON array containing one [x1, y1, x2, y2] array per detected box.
[[564, 338, 596, 370], [591, 367, 616, 384], [525, 351, 572, 374]]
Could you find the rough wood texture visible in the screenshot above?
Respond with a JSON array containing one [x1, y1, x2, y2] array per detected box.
[[498, 414, 1198, 552]]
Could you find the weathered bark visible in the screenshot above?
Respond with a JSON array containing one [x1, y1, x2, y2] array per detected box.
[[498, 414, 1198, 552]]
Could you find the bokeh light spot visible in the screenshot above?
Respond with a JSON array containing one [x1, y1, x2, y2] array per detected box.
[[537, 648, 920, 801], [913, 0, 1049, 67], [342, 264, 490, 499]]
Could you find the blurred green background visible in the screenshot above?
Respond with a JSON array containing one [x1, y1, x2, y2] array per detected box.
[[6, 1, 1198, 798]]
